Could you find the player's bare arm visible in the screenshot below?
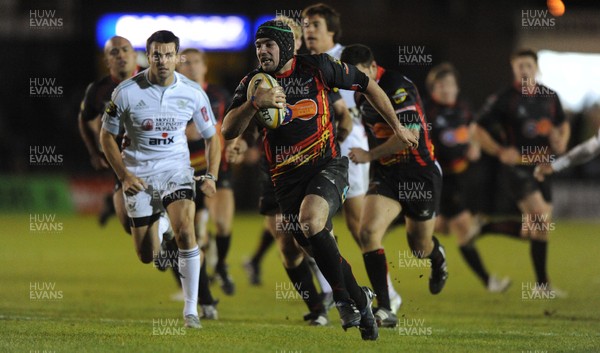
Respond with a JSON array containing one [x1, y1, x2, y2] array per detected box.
[[200, 135, 221, 197], [362, 77, 418, 149], [473, 123, 521, 164], [225, 137, 248, 164], [550, 121, 570, 155], [349, 134, 407, 164], [78, 113, 108, 170], [466, 122, 481, 161], [222, 84, 285, 140], [535, 129, 600, 181], [99, 129, 147, 195]]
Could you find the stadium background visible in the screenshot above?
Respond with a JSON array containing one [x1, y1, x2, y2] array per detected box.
[[1, 0, 599, 217], [1, 1, 599, 352]]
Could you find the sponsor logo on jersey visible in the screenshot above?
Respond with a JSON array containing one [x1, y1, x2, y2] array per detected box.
[[440, 126, 469, 146], [149, 133, 174, 145], [392, 88, 408, 104], [106, 101, 118, 117], [141, 119, 154, 131], [522, 118, 552, 138], [327, 55, 349, 74], [151, 114, 185, 131], [135, 100, 149, 110], [201, 106, 210, 122], [419, 209, 431, 217], [126, 198, 136, 211], [177, 99, 189, 110], [282, 99, 318, 125]]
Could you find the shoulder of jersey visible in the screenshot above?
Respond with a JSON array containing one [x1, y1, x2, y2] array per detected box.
[[112, 71, 146, 96], [83, 75, 108, 94], [94, 75, 113, 87], [241, 69, 265, 86], [381, 70, 416, 90], [296, 53, 329, 69], [489, 86, 515, 105]]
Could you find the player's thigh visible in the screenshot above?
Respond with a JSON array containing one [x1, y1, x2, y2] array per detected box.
[[518, 190, 551, 215], [359, 194, 401, 249], [125, 184, 162, 253], [447, 210, 473, 245], [343, 195, 364, 222], [161, 167, 196, 233], [300, 158, 350, 234]]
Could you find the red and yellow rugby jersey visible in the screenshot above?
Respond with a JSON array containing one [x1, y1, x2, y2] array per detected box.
[[357, 67, 435, 169], [227, 54, 369, 185]]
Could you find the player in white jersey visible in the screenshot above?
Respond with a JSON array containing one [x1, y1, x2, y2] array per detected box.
[[534, 128, 600, 180], [302, 3, 401, 314], [100, 30, 221, 329]]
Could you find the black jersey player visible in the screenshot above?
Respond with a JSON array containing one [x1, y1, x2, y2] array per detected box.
[[426, 63, 512, 293], [222, 21, 418, 340], [341, 44, 448, 328], [475, 49, 570, 296], [78, 36, 139, 232]]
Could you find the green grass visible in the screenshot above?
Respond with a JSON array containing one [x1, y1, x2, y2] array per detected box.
[[1, 213, 599, 352]]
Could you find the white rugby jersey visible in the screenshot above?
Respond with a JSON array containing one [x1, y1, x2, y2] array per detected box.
[[102, 69, 216, 177]]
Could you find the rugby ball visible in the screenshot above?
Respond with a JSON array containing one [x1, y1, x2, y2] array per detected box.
[[247, 73, 287, 129]]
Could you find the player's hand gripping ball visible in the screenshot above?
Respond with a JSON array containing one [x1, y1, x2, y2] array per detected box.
[[247, 73, 288, 129]]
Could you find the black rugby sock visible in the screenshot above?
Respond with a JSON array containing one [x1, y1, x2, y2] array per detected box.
[[363, 249, 390, 310], [307, 229, 351, 303], [459, 245, 490, 285], [216, 235, 231, 269], [340, 257, 367, 310], [251, 229, 274, 265], [104, 193, 115, 213], [531, 240, 549, 284], [171, 266, 182, 288], [284, 258, 323, 313], [427, 236, 446, 268], [198, 256, 215, 305], [167, 239, 182, 288]]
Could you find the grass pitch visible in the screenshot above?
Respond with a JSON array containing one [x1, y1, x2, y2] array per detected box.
[[1, 213, 599, 352]]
